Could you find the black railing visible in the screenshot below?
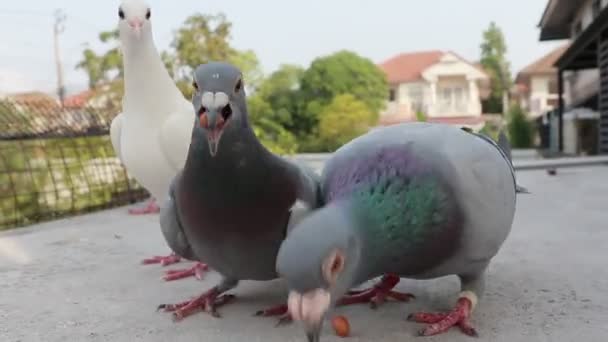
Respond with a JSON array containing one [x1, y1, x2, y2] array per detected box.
[[0, 100, 149, 230]]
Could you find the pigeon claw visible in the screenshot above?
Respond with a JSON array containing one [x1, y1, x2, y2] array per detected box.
[[407, 297, 478, 337], [338, 274, 415, 309], [162, 262, 209, 281], [158, 288, 236, 322], [141, 253, 182, 266], [128, 198, 160, 215]]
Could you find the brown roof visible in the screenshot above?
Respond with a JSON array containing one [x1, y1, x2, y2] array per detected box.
[[518, 43, 570, 76], [379, 50, 488, 84], [9, 91, 56, 102], [63, 89, 96, 109], [379, 50, 444, 84]]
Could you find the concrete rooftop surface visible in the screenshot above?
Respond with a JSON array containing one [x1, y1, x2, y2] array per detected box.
[[1, 164, 608, 342]]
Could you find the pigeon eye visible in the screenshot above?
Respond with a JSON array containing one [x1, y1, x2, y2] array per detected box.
[[192, 81, 199, 91], [145, 9, 151, 20], [234, 79, 242, 93], [118, 8, 125, 19]]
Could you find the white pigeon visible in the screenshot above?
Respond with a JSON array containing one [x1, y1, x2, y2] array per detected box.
[[110, 0, 207, 281]]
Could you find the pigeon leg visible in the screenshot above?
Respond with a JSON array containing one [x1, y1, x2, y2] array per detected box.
[[129, 197, 161, 215], [338, 274, 415, 309], [141, 252, 182, 266], [158, 278, 239, 321], [407, 273, 485, 337], [162, 262, 210, 281]]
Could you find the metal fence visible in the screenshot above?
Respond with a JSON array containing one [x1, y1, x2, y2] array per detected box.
[[0, 99, 148, 230]]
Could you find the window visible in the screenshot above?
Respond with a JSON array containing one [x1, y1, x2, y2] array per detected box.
[[454, 88, 464, 107], [388, 88, 396, 101], [408, 85, 423, 111], [438, 85, 468, 113]]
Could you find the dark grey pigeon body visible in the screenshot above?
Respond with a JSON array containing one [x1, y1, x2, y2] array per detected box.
[[158, 61, 321, 321], [276, 122, 522, 341]]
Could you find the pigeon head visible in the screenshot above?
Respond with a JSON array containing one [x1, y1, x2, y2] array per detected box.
[[276, 204, 361, 342], [117, 0, 152, 40], [191, 62, 248, 157]]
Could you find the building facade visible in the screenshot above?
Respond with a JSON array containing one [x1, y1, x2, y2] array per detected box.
[[378, 51, 490, 130], [539, 0, 608, 154]]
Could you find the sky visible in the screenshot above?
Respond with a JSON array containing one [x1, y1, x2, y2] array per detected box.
[[0, 0, 567, 96]]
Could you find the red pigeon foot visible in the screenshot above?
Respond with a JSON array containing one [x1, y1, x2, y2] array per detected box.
[[407, 295, 478, 337], [128, 198, 160, 215], [158, 287, 236, 321], [163, 262, 209, 281], [141, 252, 182, 266], [339, 274, 415, 309]]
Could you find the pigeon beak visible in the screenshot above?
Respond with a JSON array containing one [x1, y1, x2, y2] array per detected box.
[[306, 323, 322, 342], [287, 290, 331, 342], [200, 109, 226, 157], [128, 19, 143, 38]]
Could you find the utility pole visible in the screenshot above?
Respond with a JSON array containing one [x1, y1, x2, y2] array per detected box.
[[53, 9, 67, 105]]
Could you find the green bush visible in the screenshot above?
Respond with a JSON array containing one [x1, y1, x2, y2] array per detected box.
[[0, 136, 145, 230], [415, 111, 428, 122], [479, 122, 499, 140], [506, 104, 534, 148], [317, 94, 376, 151]]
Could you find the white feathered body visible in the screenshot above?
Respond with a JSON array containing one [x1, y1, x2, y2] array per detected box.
[[111, 29, 194, 201]]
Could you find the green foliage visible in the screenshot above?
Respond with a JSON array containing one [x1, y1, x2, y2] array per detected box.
[[0, 137, 145, 230], [75, 49, 104, 89], [169, 13, 262, 90], [317, 94, 377, 151], [254, 64, 305, 130], [506, 104, 534, 148], [297, 50, 388, 137], [171, 13, 234, 69], [479, 122, 500, 141], [75, 29, 123, 89], [480, 22, 512, 114], [415, 111, 427, 122], [247, 95, 298, 155]]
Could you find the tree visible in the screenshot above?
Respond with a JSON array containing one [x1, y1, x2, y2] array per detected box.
[[76, 48, 104, 89], [247, 95, 298, 154], [169, 13, 263, 90], [297, 50, 388, 137], [480, 22, 512, 114], [507, 104, 534, 148], [75, 29, 122, 89], [317, 94, 377, 151], [254, 64, 305, 129]]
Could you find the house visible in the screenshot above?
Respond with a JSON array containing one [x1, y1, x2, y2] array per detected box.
[[377, 50, 490, 130], [538, 0, 608, 155], [514, 44, 569, 119], [62, 89, 96, 109]]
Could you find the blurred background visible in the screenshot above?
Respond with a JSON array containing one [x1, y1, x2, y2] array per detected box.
[[1, 0, 604, 229]]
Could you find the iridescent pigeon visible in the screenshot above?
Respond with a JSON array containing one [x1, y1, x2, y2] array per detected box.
[[277, 123, 524, 341]]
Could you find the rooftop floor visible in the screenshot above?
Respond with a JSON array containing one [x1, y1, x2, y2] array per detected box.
[[1, 164, 607, 342]]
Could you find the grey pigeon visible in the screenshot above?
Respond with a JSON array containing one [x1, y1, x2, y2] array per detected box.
[[276, 122, 523, 341], [157, 61, 322, 321]]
